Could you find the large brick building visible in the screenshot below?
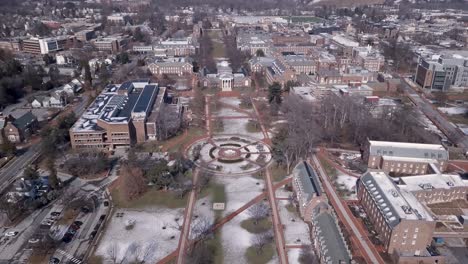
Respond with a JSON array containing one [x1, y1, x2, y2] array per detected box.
[[70, 80, 181, 149], [357, 171, 436, 256], [364, 140, 449, 175], [291, 161, 328, 222]]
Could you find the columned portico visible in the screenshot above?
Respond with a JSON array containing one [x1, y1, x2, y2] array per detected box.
[[221, 77, 234, 91]]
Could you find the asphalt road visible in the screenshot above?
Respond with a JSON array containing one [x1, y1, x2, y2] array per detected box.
[[0, 144, 41, 192], [401, 78, 468, 149], [0, 94, 89, 193]]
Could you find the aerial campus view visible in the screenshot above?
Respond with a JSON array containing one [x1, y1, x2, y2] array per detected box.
[[1, 0, 468, 263]]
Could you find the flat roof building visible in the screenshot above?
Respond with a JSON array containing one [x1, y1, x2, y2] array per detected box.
[[365, 140, 449, 175], [70, 80, 178, 149]]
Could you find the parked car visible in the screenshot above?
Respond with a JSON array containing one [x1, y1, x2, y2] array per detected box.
[[28, 238, 40, 244], [73, 221, 83, 227], [49, 257, 60, 264], [4, 231, 18, 237]]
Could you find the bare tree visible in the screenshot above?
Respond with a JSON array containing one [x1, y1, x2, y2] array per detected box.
[[190, 216, 214, 240], [299, 246, 319, 264], [251, 231, 274, 254], [248, 202, 269, 225], [120, 163, 147, 201]]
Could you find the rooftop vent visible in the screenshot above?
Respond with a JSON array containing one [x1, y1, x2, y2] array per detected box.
[[401, 205, 413, 214]]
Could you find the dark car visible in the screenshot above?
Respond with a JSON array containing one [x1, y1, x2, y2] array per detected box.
[[51, 212, 61, 217], [49, 257, 60, 264], [73, 221, 83, 227], [62, 234, 73, 243], [103, 200, 109, 207], [81, 206, 90, 213], [89, 231, 97, 239]]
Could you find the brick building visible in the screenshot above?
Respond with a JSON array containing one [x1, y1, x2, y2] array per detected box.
[[357, 171, 436, 256], [148, 57, 193, 76], [70, 80, 181, 149], [291, 161, 328, 222], [364, 140, 449, 175]]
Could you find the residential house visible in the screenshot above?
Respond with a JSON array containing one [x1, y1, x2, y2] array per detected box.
[[1, 112, 38, 143]]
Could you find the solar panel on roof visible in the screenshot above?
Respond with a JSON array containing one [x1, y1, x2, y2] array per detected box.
[[133, 85, 159, 113]]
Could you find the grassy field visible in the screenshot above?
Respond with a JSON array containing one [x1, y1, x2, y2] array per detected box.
[[246, 121, 262, 133], [207, 30, 226, 58], [245, 243, 275, 264], [200, 182, 226, 220], [240, 218, 272, 234], [205, 231, 224, 264], [136, 126, 205, 153], [111, 188, 188, 209], [269, 164, 289, 182]]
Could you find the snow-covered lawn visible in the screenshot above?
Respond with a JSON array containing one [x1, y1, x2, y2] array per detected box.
[[288, 248, 301, 264], [213, 106, 248, 117], [218, 118, 264, 139], [221, 210, 254, 264], [277, 199, 311, 246], [438, 107, 467, 115], [336, 174, 358, 199], [215, 175, 264, 216], [95, 208, 183, 263]]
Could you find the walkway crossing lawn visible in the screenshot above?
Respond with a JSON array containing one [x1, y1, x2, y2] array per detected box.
[[166, 127, 205, 152], [245, 243, 276, 264], [110, 188, 188, 209]]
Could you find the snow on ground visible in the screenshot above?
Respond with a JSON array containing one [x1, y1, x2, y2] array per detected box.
[[288, 248, 301, 264], [438, 107, 467, 115], [213, 106, 247, 117], [215, 175, 264, 216], [275, 186, 292, 199], [189, 196, 215, 239], [95, 208, 183, 263], [277, 199, 311, 246], [336, 174, 358, 199], [219, 117, 264, 139], [221, 210, 254, 264]]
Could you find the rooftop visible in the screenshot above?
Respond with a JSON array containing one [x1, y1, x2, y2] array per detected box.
[[361, 171, 434, 228], [314, 212, 351, 264], [293, 161, 322, 203], [369, 140, 448, 160], [398, 174, 467, 192]]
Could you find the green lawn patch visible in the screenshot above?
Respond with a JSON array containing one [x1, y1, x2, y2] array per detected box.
[[245, 243, 275, 264], [240, 218, 272, 234], [206, 231, 224, 264], [246, 120, 262, 133], [111, 188, 188, 209], [270, 164, 288, 182], [166, 127, 205, 152], [199, 182, 226, 220]]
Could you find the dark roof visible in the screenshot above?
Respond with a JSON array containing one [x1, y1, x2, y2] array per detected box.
[[315, 212, 351, 263], [293, 161, 322, 201], [12, 112, 37, 130], [133, 85, 159, 113]]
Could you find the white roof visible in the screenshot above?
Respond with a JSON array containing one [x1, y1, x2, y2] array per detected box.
[[399, 174, 467, 192], [381, 155, 438, 163], [361, 171, 434, 227], [369, 141, 446, 151]]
